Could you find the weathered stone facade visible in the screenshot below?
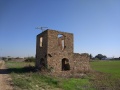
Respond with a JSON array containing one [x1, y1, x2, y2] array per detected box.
[[36, 29, 90, 76]]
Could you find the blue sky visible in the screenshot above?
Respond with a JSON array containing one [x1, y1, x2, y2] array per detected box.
[[0, 0, 120, 57]]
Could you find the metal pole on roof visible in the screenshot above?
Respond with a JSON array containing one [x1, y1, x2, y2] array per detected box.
[[35, 27, 48, 32]]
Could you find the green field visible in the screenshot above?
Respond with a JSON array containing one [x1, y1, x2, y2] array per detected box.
[[90, 60, 120, 90], [5, 60, 120, 90], [90, 60, 120, 78]]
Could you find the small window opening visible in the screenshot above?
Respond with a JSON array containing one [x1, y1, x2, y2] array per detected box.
[[62, 58, 70, 71], [40, 37, 43, 47], [58, 34, 65, 50], [58, 34, 63, 38], [61, 40, 64, 50]]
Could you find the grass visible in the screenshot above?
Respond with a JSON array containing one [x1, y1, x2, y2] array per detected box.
[[90, 60, 120, 78], [61, 78, 92, 90], [90, 60, 120, 90], [6, 61, 93, 90], [6, 60, 120, 90]]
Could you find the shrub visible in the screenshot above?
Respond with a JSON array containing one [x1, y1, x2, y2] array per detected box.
[[25, 57, 35, 62]]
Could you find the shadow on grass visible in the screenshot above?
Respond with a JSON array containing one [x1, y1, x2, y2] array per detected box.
[[0, 66, 36, 74]]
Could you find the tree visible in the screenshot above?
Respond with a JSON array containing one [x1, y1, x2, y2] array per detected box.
[[95, 54, 107, 60], [2, 57, 7, 60], [89, 54, 93, 59], [25, 57, 35, 62]]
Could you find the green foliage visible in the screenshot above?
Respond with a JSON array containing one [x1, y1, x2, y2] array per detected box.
[[11, 72, 59, 90], [95, 54, 107, 60], [2, 57, 7, 60], [61, 78, 92, 90], [25, 57, 35, 62], [89, 54, 93, 59], [8, 58, 12, 61]]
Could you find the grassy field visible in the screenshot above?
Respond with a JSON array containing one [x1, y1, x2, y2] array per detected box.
[[5, 60, 120, 90], [6, 61, 93, 90], [90, 60, 120, 90], [90, 60, 120, 78]]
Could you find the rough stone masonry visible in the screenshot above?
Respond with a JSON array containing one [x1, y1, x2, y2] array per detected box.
[[35, 29, 90, 77]]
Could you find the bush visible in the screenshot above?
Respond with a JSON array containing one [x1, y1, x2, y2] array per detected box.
[[25, 57, 35, 62], [2, 57, 7, 60], [8, 58, 12, 61]]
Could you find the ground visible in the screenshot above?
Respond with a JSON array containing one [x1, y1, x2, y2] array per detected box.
[[1, 60, 120, 90], [0, 60, 13, 90]]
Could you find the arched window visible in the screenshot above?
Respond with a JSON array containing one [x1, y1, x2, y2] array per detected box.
[[62, 58, 70, 71]]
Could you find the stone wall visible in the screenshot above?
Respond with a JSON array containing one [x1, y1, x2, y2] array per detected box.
[[47, 30, 73, 72], [36, 30, 48, 68], [36, 29, 90, 77], [73, 53, 90, 73]]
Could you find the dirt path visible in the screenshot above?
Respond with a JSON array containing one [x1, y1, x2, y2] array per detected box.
[[0, 60, 13, 90]]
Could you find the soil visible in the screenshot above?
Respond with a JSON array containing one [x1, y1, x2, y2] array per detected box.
[[0, 60, 13, 90]]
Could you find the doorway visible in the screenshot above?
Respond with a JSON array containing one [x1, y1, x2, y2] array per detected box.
[[62, 58, 70, 71]]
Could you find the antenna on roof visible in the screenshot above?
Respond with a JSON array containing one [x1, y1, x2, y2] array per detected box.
[[35, 27, 48, 32]]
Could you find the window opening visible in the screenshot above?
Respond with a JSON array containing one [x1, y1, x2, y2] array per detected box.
[[58, 34, 65, 50], [40, 37, 43, 47], [58, 34, 63, 38], [62, 58, 70, 71], [61, 40, 64, 50]]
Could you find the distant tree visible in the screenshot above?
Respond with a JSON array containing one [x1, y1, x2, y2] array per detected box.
[[25, 57, 35, 62], [8, 58, 12, 61], [2, 57, 7, 60], [102, 55, 107, 59], [95, 54, 107, 60], [15, 57, 20, 59], [89, 54, 93, 59]]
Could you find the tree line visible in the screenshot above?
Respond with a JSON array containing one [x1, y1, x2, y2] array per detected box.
[[90, 54, 120, 60]]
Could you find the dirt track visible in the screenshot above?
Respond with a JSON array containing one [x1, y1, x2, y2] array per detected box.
[[0, 60, 13, 90]]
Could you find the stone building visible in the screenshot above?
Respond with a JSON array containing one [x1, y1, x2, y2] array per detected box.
[[36, 29, 90, 76]]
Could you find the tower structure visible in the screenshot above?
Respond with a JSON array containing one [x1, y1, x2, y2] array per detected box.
[[36, 29, 90, 76]]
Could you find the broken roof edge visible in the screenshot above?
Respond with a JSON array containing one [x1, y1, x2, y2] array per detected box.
[[74, 53, 89, 56], [40, 29, 73, 35]]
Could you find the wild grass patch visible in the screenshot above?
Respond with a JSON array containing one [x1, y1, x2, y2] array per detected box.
[[6, 60, 120, 90], [61, 78, 92, 90], [6, 61, 93, 90]]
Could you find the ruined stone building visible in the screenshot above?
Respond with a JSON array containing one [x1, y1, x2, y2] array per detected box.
[[36, 29, 90, 76]]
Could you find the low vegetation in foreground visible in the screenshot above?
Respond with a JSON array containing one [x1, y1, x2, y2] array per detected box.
[[6, 61, 92, 90], [5, 60, 120, 90]]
